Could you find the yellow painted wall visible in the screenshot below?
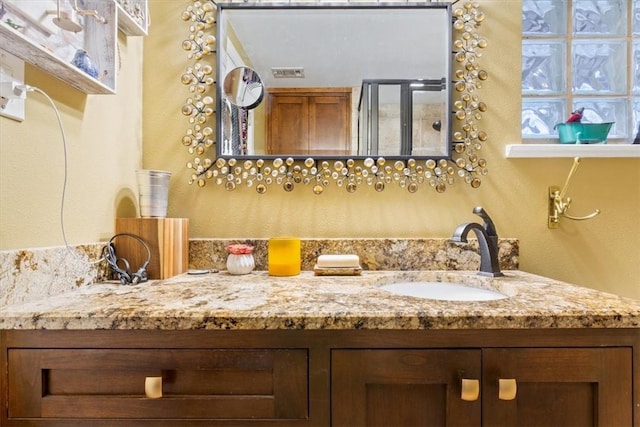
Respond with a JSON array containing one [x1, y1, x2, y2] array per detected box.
[[0, 33, 143, 248], [1, 1, 638, 300], [143, 0, 639, 299]]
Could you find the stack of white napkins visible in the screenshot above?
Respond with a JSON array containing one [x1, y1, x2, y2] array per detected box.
[[313, 254, 362, 276]]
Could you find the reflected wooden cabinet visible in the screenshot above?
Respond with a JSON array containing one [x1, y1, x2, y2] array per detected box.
[[332, 347, 633, 427], [266, 88, 351, 155]]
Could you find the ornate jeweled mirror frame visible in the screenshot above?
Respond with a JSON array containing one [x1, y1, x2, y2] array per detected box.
[[181, 1, 487, 194]]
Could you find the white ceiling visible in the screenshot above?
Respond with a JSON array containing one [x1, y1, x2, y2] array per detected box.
[[222, 7, 450, 91]]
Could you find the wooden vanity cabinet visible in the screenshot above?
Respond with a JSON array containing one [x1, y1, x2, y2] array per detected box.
[[333, 347, 632, 427], [3, 341, 309, 426], [482, 347, 632, 426], [1, 329, 638, 426], [332, 349, 482, 426]]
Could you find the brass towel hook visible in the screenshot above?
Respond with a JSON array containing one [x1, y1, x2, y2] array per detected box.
[[548, 157, 601, 229]]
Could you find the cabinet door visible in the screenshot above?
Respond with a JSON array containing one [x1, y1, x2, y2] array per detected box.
[[483, 347, 633, 427], [8, 348, 308, 421], [267, 89, 351, 155], [308, 96, 350, 155], [332, 349, 481, 427], [267, 95, 309, 154]]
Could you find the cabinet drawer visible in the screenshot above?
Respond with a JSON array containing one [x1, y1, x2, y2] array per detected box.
[[8, 349, 308, 420]]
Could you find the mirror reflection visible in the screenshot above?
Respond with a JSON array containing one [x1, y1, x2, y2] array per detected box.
[[217, 3, 452, 159], [357, 79, 448, 157], [223, 66, 264, 109]]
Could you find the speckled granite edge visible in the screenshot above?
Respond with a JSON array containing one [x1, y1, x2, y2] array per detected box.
[[1, 238, 518, 308], [188, 238, 519, 272], [0, 270, 637, 330], [0, 244, 110, 307]]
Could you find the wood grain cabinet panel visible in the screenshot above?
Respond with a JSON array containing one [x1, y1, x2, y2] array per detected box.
[[114, 218, 189, 280], [266, 88, 351, 155], [1, 329, 637, 426], [332, 349, 482, 426], [331, 347, 634, 427], [8, 348, 308, 421], [482, 347, 633, 427]]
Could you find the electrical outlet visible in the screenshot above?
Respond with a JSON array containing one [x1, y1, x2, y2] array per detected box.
[[0, 49, 25, 122]]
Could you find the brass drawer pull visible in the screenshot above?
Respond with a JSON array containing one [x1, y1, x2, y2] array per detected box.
[[460, 378, 480, 401], [498, 378, 517, 400], [145, 376, 163, 399]]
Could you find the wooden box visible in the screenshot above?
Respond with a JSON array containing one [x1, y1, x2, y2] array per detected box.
[[114, 218, 189, 280]]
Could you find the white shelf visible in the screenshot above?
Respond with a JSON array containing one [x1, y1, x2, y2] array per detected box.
[[0, 1, 117, 94], [505, 144, 640, 158], [116, 1, 149, 36]]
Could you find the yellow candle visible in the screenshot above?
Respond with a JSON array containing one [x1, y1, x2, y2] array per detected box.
[[268, 238, 301, 276]]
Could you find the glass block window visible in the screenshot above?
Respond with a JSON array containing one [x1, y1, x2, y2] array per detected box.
[[522, 0, 639, 142]]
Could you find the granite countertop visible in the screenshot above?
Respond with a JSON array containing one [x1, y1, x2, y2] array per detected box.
[[1, 270, 638, 330]]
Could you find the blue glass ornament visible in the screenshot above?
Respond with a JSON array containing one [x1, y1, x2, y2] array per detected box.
[[71, 49, 99, 79]]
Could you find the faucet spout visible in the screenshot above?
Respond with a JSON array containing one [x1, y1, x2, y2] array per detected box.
[[451, 207, 504, 277]]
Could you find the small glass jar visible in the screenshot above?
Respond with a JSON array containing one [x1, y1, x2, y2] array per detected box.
[[226, 253, 255, 275]]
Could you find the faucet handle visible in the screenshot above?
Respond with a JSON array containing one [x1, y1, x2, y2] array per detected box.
[[472, 206, 498, 237]]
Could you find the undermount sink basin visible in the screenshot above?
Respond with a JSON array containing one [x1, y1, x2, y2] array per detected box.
[[380, 281, 509, 302]]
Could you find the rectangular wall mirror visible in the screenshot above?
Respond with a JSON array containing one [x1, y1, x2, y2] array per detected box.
[[217, 2, 452, 160]]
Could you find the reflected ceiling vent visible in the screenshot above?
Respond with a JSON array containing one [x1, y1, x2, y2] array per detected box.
[[271, 67, 305, 78]]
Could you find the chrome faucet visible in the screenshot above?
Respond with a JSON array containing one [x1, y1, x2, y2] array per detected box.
[[451, 207, 504, 277]]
